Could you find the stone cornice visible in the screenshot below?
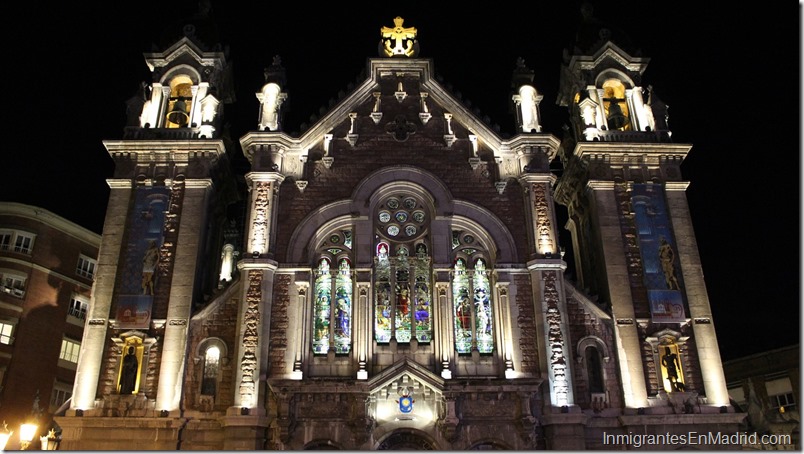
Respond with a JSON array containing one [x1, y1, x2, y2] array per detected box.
[[574, 142, 692, 165], [102, 140, 226, 162], [0, 202, 101, 245]]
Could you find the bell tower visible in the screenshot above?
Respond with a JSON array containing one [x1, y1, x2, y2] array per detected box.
[[61, 3, 236, 449], [554, 3, 729, 414]]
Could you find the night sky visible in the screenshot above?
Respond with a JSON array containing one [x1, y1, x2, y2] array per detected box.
[[1, 2, 798, 361]]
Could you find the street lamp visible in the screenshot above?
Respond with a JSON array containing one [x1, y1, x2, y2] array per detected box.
[[19, 422, 38, 450], [40, 429, 62, 450], [0, 422, 13, 451]]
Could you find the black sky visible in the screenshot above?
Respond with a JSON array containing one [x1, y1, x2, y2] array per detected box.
[[1, 2, 799, 361]]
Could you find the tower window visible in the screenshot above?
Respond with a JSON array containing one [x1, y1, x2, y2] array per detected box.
[[68, 296, 88, 321], [0, 322, 14, 345], [601, 79, 630, 131], [165, 75, 194, 128]]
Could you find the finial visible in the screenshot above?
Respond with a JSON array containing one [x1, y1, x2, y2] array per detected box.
[[379, 17, 419, 57]]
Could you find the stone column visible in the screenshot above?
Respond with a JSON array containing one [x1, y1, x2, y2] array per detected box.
[[665, 182, 729, 405], [155, 178, 212, 413], [587, 181, 648, 408], [71, 179, 132, 412]]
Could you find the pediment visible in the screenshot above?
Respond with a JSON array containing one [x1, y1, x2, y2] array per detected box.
[[143, 37, 225, 72], [367, 357, 444, 395], [239, 57, 560, 181]]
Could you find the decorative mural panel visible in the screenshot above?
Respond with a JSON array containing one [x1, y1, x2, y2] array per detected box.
[[632, 184, 686, 323], [116, 186, 170, 329], [334, 259, 352, 354], [375, 281, 392, 343], [312, 259, 331, 354]]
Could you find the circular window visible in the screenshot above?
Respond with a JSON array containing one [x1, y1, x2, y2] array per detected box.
[[412, 211, 425, 223], [405, 225, 417, 236], [463, 235, 475, 244], [330, 235, 340, 244], [379, 211, 391, 223], [387, 225, 400, 236], [387, 198, 400, 209], [395, 211, 408, 223], [404, 198, 417, 209]]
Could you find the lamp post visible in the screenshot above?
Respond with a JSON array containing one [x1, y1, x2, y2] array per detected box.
[[40, 429, 62, 450], [0, 421, 13, 451], [19, 421, 38, 450]]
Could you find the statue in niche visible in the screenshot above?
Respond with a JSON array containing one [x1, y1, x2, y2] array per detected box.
[[119, 346, 139, 394], [658, 237, 680, 290], [661, 346, 685, 392], [141, 239, 159, 295]]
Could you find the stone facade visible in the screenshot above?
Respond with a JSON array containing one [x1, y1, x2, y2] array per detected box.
[[54, 8, 745, 451]]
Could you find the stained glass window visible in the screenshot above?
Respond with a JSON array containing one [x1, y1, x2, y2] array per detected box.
[[312, 258, 331, 354], [473, 259, 493, 353], [395, 267, 411, 343], [453, 259, 472, 354], [414, 277, 431, 342], [375, 243, 392, 343], [334, 259, 352, 354], [452, 257, 494, 354]]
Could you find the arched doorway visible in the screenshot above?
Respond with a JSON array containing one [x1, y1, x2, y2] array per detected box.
[[377, 430, 437, 450]]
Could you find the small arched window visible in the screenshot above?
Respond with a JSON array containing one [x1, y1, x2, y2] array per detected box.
[[585, 346, 604, 394], [201, 345, 220, 397]]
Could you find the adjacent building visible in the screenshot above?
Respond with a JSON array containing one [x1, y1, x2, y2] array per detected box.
[[0, 202, 100, 431], [54, 5, 746, 450]]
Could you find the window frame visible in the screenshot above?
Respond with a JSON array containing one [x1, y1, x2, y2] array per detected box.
[[76, 254, 97, 279], [0, 230, 36, 255]]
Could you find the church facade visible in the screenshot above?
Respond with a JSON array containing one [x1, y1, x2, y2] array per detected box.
[[56, 10, 743, 450]]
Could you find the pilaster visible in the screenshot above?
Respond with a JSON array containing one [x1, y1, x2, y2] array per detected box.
[[71, 179, 132, 411], [155, 178, 213, 412]]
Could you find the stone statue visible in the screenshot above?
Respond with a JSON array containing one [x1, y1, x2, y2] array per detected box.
[[658, 237, 680, 290], [119, 346, 139, 394], [661, 346, 685, 392], [141, 239, 159, 295]]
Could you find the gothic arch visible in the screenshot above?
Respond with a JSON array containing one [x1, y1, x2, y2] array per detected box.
[[286, 166, 518, 264]]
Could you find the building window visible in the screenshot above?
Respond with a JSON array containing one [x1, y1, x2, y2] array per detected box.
[[0, 230, 35, 254], [601, 79, 630, 131], [50, 381, 73, 411], [771, 392, 797, 412], [373, 195, 432, 345], [68, 296, 88, 321], [312, 230, 354, 355], [0, 322, 13, 345], [201, 345, 220, 397], [76, 255, 97, 279], [0, 271, 27, 298], [165, 75, 194, 128], [453, 258, 494, 354], [59, 339, 81, 363]]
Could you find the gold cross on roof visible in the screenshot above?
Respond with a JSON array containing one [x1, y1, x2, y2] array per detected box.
[[380, 17, 417, 57]]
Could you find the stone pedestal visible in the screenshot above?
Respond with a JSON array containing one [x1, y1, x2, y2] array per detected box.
[[540, 413, 588, 450]]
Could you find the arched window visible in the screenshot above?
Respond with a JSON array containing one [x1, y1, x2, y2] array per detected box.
[[601, 79, 630, 131], [453, 258, 494, 354], [165, 75, 194, 128], [373, 194, 432, 345], [201, 345, 221, 397], [585, 346, 604, 394], [312, 230, 354, 355]]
